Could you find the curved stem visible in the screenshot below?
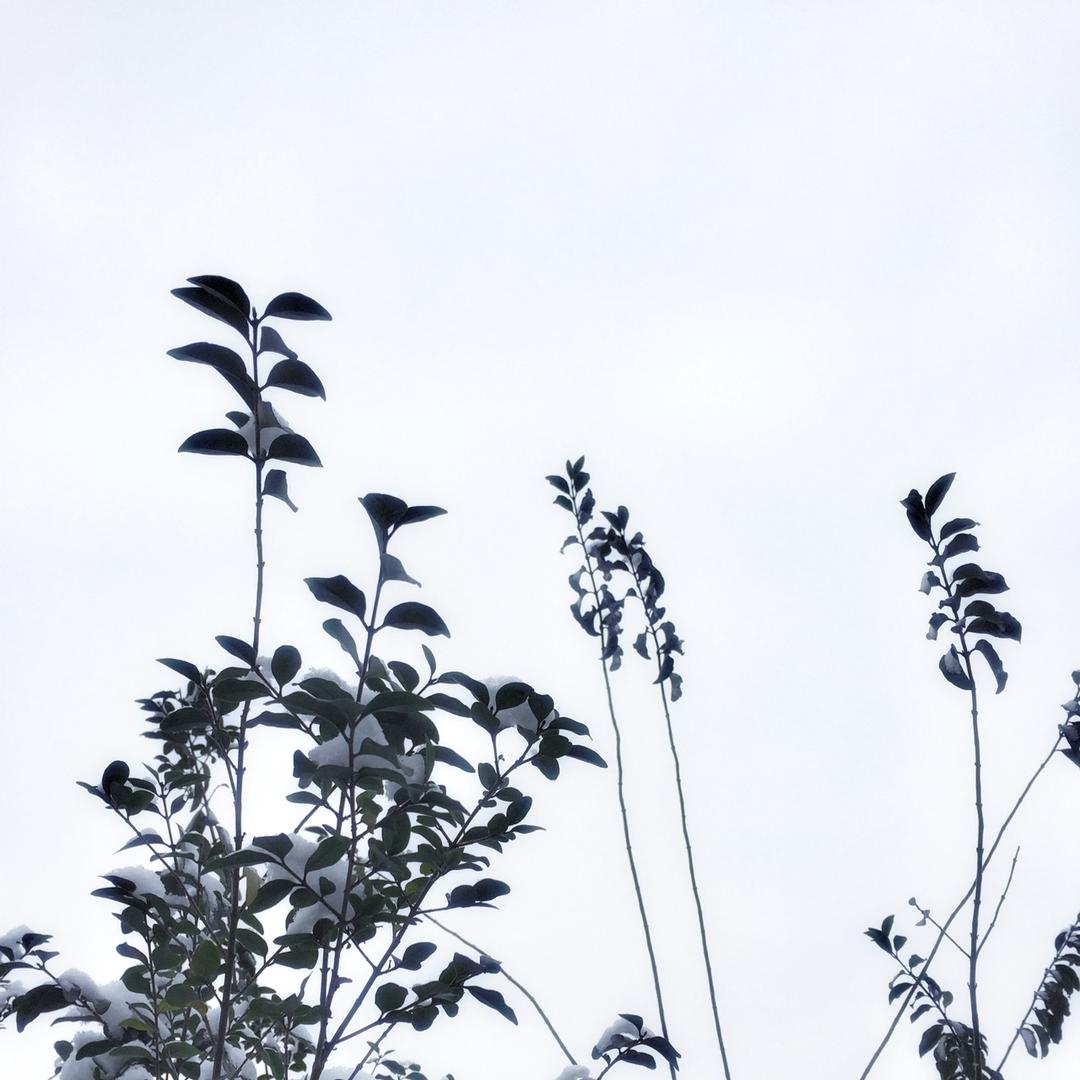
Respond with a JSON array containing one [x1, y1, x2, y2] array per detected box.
[[570, 498, 673, 1077], [424, 914, 576, 1065]]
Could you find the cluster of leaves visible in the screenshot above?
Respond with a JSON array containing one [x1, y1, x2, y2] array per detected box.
[[901, 472, 1021, 696], [590, 1015, 680, 1074], [548, 458, 684, 698], [1015, 913, 1080, 1059], [1, 277, 642, 1080]]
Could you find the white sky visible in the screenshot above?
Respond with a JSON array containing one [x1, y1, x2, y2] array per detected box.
[[3, 3, 1080, 1078]]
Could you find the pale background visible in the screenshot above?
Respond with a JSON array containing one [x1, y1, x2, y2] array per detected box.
[[3, 3, 1080, 1078]]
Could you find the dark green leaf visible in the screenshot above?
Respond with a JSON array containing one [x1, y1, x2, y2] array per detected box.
[[567, 745, 607, 768], [397, 505, 447, 527], [214, 678, 270, 703], [900, 490, 932, 542], [942, 533, 979, 560], [215, 635, 256, 667], [382, 602, 450, 638], [972, 639, 1008, 693], [432, 746, 475, 772], [400, 942, 437, 970], [258, 324, 296, 358], [263, 468, 298, 512], [266, 432, 321, 467], [188, 940, 221, 982], [952, 563, 1009, 596], [263, 292, 332, 321], [940, 517, 978, 540], [305, 835, 350, 874], [172, 285, 249, 337], [156, 658, 203, 684], [246, 877, 293, 914], [304, 575, 367, 621], [382, 552, 420, 586], [924, 473, 955, 516], [323, 618, 361, 667], [376, 983, 408, 1013], [545, 475, 570, 494], [167, 342, 256, 408], [939, 645, 973, 691], [178, 429, 250, 457], [467, 986, 517, 1024], [187, 275, 250, 319], [271, 644, 301, 686], [265, 358, 326, 399], [251, 833, 294, 859]]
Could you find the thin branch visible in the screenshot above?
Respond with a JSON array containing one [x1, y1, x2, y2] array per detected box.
[[977, 846, 1020, 956], [909, 898, 970, 960], [424, 914, 576, 1066], [858, 734, 1063, 1078]]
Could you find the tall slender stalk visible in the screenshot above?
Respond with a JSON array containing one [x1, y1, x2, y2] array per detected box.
[[621, 544, 732, 1080], [212, 315, 265, 1078], [568, 485, 675, 1079]]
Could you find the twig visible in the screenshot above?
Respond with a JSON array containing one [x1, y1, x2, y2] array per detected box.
[[424, 914, 576, 1065], [858, 735, 1062, 1078], [977, 846, 1020, 956]]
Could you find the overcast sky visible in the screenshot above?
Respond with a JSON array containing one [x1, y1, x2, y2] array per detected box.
[[4, 3, 1080, 1078]]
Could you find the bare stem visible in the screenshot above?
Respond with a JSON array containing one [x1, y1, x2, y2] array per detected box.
[[570, 495, 673, 1078], [424, 914, 576, 1065], [977, 846, 1020, 956]]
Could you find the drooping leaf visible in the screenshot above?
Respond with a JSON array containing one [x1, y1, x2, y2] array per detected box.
[[900, 490, 932, 542], [952, 563, 1009, 596], [258, 325, 296, 358], [567, 745, 607, 768], [972, 639, 1008, 694], [263, 292, 332, 321], [188, 940, 221, 982], [926, 612, 950, 640], [382, 602, 450, 638], [167, 342, 257, 408], [172, 285, 250, 338], [467, 986, 517, 1025], [939, 645, 973, 691], [964, 600, 1021, 642], [397, 504, 447, 527], [266, 432, 321, 467], [304, 575, 366, 621], [264, 358, 326, 399], [323, 618, 361, 668], [942, 533, 979, 560], [263, 468, 298, 512], [924, 473, 956, 516], [178, 429, 250, 457]]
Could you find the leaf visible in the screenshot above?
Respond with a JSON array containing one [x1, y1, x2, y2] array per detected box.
[[258, 324, 296, 358], [940, 517, 978, 540], [900, 490, 932, 542], [271, 644, 301, 686], [215, 635, 256, 667], [927, 613, 950, 640], [382, 552, 420, 586], [939, 645, 973, 691], [942, 533, 979, 560], [263, 291, 332, 321], [264, 358, 326, 399], [214, 678, 270, 703], [467, 986, 518, 1025], [918, 1023, 944, 1057], [432, 745, 475, 772], [972, 639, 1008, 694], [246, 877, 293, 914], [924, 473, 955, 516], [567, 745, 607, 768], [545, 475, 570, 494], [382, 602, 450, 638], [304, 575, 367, 621], [167, 342, 257, 408], [919, 571, 942, 595], [251, 833, 294, 858], [187, 275, 250, 319], [494, 682, 531, 710], [1020, 1026, 1038, 1057], [188, 940, 221, 982], [172, 285, 250, 337], [375, 983, 408, 1013], [323, 618, 361, 667], [305, 835, 350, 874], [964, 601, 1022, 642], [398, 505, 447, 527], [178, 429, 250, 457], [157, 658, 203, 683], [360, 493, 409, 538], [266, 432, 322, 467], [952, 563, 1009, 597], [263, 468, 298, 512], [474, 879, 511, 902], [400, 942, 437, 970], [641, 1036, 681, 1067]]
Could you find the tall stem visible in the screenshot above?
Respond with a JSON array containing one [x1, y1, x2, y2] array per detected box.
[[958, 629, 985, 1075], [212, 318, 265, 1078], [571, 498, 674, 1079]]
